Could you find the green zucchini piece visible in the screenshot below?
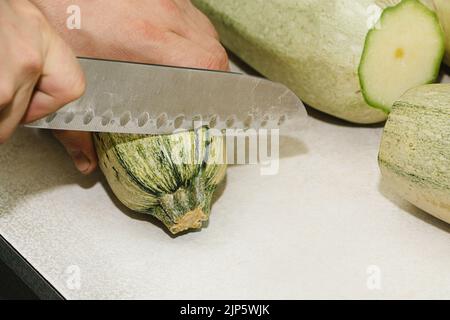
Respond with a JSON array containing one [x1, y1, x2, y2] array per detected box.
[[193, 0, 444, 123], [94, 128, 227, 234], [379, 84, 450, 223], [433, 0, 450, 65], [359, 0, 445, 112]]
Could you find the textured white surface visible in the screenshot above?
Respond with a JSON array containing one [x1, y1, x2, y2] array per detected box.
[[0, 62, 449, 299]]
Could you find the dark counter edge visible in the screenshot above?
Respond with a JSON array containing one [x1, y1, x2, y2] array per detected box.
[[0, 233, 64, 300]]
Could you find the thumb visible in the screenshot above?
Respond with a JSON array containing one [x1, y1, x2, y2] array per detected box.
[[53, 130, 98, 175], [22, 34, 85, 123]]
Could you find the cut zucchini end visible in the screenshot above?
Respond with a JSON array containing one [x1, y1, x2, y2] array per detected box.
[[359, 0, 445, 112], [156, 179, 215, 235], [169, 207, 208, 234]]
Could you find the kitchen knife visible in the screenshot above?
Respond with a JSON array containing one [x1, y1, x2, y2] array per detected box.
[[25, 57, 307, 135]]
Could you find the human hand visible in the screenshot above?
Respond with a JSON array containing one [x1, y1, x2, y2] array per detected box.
[[0, 0, 85, 145], [31, 0, 229, 175]]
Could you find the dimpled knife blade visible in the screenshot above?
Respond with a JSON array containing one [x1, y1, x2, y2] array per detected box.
[[25, 57, 307, 134]]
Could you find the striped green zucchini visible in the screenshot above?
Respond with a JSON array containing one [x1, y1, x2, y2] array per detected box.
[[379, 84, 450, 223], [94, 128, 227, 234]]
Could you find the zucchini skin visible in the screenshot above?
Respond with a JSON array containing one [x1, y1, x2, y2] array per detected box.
[[379, 84, 450, 223], [193, 0, 442, 124], [193, 0, 389, 124], [94, 128, 227, 234], [433, 0, 450, 65]]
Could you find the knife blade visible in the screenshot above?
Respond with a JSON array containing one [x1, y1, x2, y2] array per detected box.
[[24, 57, 307, 135]]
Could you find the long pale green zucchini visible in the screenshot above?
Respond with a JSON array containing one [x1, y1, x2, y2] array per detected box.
[[193, 0, 444, 123], [94, 128, 227, 234], [379, 84, 450, 223]]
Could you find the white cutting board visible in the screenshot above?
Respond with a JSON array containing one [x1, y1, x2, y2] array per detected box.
[[0, 59, 449, 299]]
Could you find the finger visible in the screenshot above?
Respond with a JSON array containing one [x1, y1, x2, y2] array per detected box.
[[0, 79, 37, 143], [22, 36, 85, 123], [181, 0, 220, 39], [0, 26, 43, 130], [160, 33, 229, 71], [169, 2, 223, 54], [173, 20, 225, 58], [178, 31, 228, 70], [190, 8, 220, 40], [0, 80, 15, 113], [53, 130, 98, 174]]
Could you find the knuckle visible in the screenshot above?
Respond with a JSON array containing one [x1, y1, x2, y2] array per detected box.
[[158, 0, 180, 14], [71, 71, 86, 100], [27, 7, 47, 28], [204, 45, 229, 70], [209, 27, 220, 40], [203, 19, 220, 40], [62, 71, 86, 102], [129, 19, 168, 44], [18, 48, 44, 74], [192, 6, 220, 39]]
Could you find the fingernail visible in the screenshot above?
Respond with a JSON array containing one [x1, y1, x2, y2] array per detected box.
[[70, 151, 91, 173]]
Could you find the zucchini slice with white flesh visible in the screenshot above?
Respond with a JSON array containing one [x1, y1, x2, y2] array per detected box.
[[359, 0, 445, 112]]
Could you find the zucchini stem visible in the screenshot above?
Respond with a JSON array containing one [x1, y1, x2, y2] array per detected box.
[[156, 177, 214, 234]]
